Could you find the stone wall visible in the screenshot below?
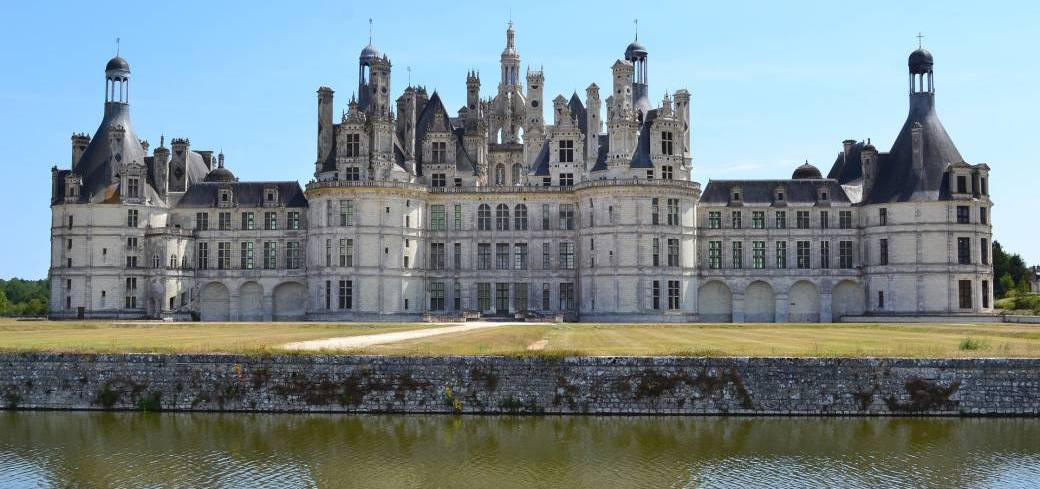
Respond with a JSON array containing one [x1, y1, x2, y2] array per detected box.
[[1, 354, 1037, 415]]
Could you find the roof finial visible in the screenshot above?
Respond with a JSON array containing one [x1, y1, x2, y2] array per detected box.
[[368, 18, 373, 44], [634, 18, 638, 41], [159, 134, 164, 147], [407, 66, 412, 86], [916, 32, 924, 49], [116, 37, 121, 56]]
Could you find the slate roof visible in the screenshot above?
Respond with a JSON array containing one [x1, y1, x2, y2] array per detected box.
[[590, 134, 609, 172], [67, 103, 152, 203], [629, 109, 658, 168], [568, 93, 587, 136], [826, 140, 866, 184], [176, 181, 308, 208], [700, 179, 852, 205]]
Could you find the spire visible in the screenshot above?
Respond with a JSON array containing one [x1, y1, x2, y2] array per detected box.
[[116, 37, 120, 56], [917, 32, 924, 49], [368, 18, 373, 44], [634, 18, 638, 41]]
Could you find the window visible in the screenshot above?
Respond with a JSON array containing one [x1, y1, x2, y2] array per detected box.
[[775, 211, 786, 229], [287, 211, 301, 230], [559, 173, 574, 187], [797, 211, 809, 229], [429, 243, 445, 270], [430, 282, 445, 311], [541, 204, 552, 230], [217, 242, 231, 270], [432, 173, 446, 187], [560, 283, 575, 310], [454, 242, 462, 269], [559, 204, 575, 230], [982, 280, 990, 308], [707, 211, 721, 229], [958, 280, 973, 309], [878, 291, 885, 310], [218, 211, 232, 230], [839, 211, 852, 229], [752, 211, 765, 229], [431, 205, 446, 231], [339, 280, 353, 310], [477, 283, 491, 311], [197, 242, 209, 270], [589, 238, 595, 268], [957, 237, 971, 264], [652, 238, 660, 267], [979, 207, 988, 225], [152, 254, 160, 269], [124, 277, 137, 309], [477, 243, 491, 270], [496, 283, 510, 312], [542, 242, 551, 269], [956, 206, 970, 224], [708, 241, 722, 269], [264, 242, 277, 269], [496, 243, 510, 270], [514, 243, 528, 270], [496, 204, 510, 231], [667, 280, 680, 310], [667, 199, 680, 226], [478, 204, 491, 231], [514, 204, 528, 230], [542, 283, 551, 310], [559, 242, 575, 269], [652, 280, 661, 310], [325, 239, 332, 267], [127, 209, 138, 227], [981, 238, 989, 265], [543, 177, 551, 187], [753, 241, 766, 269], [558, 140, 574, 163], [241, 241, 254, 269], [732, 241, 743, 269], [264, 212, 278, 230], [839, 241, 854, 269], [776, 241, 787, 269], [241, 212, 255, 230], [339, 238, 354, 267], [879, 239, 889, 266], [797, 241, 811, 269], [286, 242, 301, 269], [454, 204, 463, 230], [660, 131, 674, 156], [820, 211, 829, 230], [879, 208, 888, 226], [667, 238, 680, 267], [956, 175, 967, 194], [820, 241, 830, 269], [345, 133, 361, 157], [432, 141, 447, 164], [455, 178, 463, 188], [67, 215, 74, 229], [514, 283, 528, 312], [731, 211, 742, 229], [659, 165, 672, 180], [127, 177, 139, 198], [454, 282, 462, 311]]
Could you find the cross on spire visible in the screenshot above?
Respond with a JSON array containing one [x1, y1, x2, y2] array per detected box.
[[916, 32, 924, 48]]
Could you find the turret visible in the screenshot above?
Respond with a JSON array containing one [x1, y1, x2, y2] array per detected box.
[[624, 36, 650, 117], [153, 137, 170, 199], [610, 60, 634, 119], [466, 71, 481, 111], [71, 133, 90, 166], [500, 22, 521, 88], [585, 83, 601, 159], [673, 89, 691, 156], [317, 86, 334, 163], [860, 139, 878, 199], [168, 138, 190, 192], [358, 41, 391, 116]]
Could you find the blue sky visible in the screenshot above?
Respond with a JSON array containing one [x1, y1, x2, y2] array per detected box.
[[1, 0, 1036, 279]]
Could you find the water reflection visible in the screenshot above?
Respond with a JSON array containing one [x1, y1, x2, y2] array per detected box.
[[2, 412, 1039, 488]]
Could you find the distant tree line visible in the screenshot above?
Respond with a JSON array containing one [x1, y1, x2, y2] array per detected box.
[[0, 278, 48, 317], [993, 241, 1034, 299]]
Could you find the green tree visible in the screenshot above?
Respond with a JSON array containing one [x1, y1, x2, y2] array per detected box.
[[0, 289, 8, 314]]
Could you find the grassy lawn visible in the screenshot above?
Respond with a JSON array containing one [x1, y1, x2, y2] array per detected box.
[[358, 323, 1040, 358], [0, 320, 448, 354], [2, 320, 1040, 358]]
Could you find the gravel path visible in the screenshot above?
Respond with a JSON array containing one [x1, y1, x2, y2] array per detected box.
[[282, 321, 544, 351]]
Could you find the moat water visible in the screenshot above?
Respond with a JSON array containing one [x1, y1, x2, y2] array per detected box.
[[2, 412, 1039, 488]]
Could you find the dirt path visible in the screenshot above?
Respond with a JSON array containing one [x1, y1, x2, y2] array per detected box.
[[283, 321, 544, 351]]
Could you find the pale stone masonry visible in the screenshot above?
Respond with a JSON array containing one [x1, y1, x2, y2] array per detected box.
[[49, 25, 993, 322]]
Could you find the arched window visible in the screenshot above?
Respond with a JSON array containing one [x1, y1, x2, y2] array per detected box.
[[170, 254, 178, 269], [511, 164, 522, 185], [152, 254, 160, 269], [181, 255, 189, 269], [514, 204, 528, 230], [495, 164, 505, 185], [477, 204, 492, 231], [496, 204, 510, 231]]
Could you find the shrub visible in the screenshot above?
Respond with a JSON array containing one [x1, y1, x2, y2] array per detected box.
[[959, 337, 987, 351]]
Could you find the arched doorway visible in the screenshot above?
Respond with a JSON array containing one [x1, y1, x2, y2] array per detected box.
[[745, 281, 775, 323], [240, 282, 263, 321], [832, 280, 865, 321], [698, 281, 733, 322], [273, 282, 307, 321], [788, 281, 820, 322], [199, 282, 230, 321]]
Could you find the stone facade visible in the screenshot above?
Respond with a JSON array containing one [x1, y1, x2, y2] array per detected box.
[[48, 26, 993, 322], [3, 354, 1038, 415]]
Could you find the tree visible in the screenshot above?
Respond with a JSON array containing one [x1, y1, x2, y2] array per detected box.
[[0, 289, 8, 314]]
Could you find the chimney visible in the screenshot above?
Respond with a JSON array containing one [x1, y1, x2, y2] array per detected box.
[[860, 139, 878, 199], [842, 139, 856, 160], [71, 133, 90, 166], [153, 142, 170, 199], [317, 86, 334, 164]]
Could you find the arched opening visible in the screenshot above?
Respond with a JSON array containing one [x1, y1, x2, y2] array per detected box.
[[744, 281, 775, 323], [832, 280, 865, 321], [511, 163, 522, 185], [272, 282, 307, 321], [698, 281, 733, 322], [240, 282, 264, 321], [788, 281, 820, 323], [199, 282, 230, 321]]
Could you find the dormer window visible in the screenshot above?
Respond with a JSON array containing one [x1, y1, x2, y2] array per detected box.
[[126, 177, 140, 198], [345, 133, 361, 157], [558, 140, 574, 163], [776, 191, 785, 201], [432, 142, 447, 164], [956, 175, 967, 194], [218, 189, 233, 207], [661, 131, 674, 156], [264, 187, 279, 207], [732, 191, 741, 201]]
